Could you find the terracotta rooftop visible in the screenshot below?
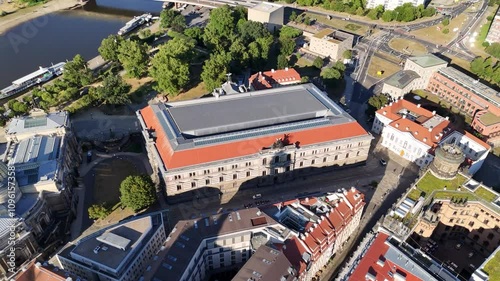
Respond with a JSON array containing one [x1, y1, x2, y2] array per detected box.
[[14, 260, 80, 281], [249, 68, 301, 90], [377, 99, 451, 148], [139, 84, 370, 170], [282, 237, 310, 276]]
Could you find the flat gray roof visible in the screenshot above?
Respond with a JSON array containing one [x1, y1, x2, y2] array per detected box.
[[385, 70, 420, 89], [70, 216, 154, 273], [250, 2, 283, 13], [147, 84, 358, 152], [6, 111, 68, 135], [168, 86, 329, 137], [408, 54, 448, 68]]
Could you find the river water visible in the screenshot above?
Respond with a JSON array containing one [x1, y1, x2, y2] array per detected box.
[[0, 0, 162, 89]]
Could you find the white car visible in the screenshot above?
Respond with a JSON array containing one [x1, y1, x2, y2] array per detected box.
[[252, 194, 262, 199]]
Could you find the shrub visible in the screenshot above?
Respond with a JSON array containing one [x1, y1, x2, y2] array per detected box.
[[442, 28, 449, 34]]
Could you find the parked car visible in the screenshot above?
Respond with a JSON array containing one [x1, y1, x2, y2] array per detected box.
[[252, 194, 262, 199], [379, 159, 387, 166], [87, 150, 92, 163]]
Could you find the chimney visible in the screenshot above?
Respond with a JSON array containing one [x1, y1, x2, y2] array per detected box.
[[351, 186, 355, 191], [414, 131, 418, 135], [406, 127, 409, 131], [271, 69, 275, 73], [35, 262, 42, 268], [395, 123, 399, 128], [383, 111, 387, 115], [285, 67, 289, 71], [445, 116, 449, 120], [389, 102, 393, 106], [417, 104, 421, 108], [423, 138, 427, 142], [403, 115, 406, 119], [432, 110, 436, 115], [439, 132, 443, 137], [428, 127, 432, 132]]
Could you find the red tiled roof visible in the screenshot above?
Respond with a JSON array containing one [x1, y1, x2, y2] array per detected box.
[[140, 106, 369, 169], [348, 232, 424, 281], [343, 188, 365, 213], [249, 68, 301, 90], [326, 208, 345, 233], [376, 99, 433, 121], [14, 261, 74, 281], [283, 237, 309, 275]]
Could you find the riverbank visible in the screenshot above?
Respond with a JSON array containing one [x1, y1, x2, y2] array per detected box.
[[0, 0, 85, 35]]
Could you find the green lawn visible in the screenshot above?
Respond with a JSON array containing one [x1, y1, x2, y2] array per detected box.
[[433, 191, 477, 201], [484, 250, 500, 281], [415, 173, 467, 198], [407, 188, 424, 201], [412, 89, 440, 104], [474, 186, 498, 202]]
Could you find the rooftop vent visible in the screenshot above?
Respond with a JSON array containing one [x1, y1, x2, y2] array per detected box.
[[395, 123, 399, 128], [417, 104, 421, 108], [383, 111, 387, 115], [432, 110, 436, 115]]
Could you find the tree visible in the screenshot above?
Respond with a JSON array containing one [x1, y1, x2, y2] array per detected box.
[[150, 39, 193, 95], [280, 26, 302, 39], [470, 57, 486, 77], [279, 37, 296, 57], [367, 5, 384, 20], [203, 6, 235, 51], [7, 100, 29, 116], [442, 28, 449, 34], [184, 27, 204, 43], [313, 56, 324, 69], [486, 43, 500, 59], [201, 52, 232, 91], [381, 10, 394, 22], [63, 54, 93, 88], [117, 40, 149, 78], [289, 11, 298, 22], [119, 175, 156, 212], [160, 9, 181, 29], [94, 74, 131, 105], [368, 95, 389, 110], [98, 35, 123, 62], [277, 54, 288, 69], [88, 204, 111, 220], [230, 38, 251, 68], [343, 50, 353, 59], [303, 16, 311, 25], [442, 17, 450, 26], [321, 67, 341, 80], [171, 14, 187, 32], [301, 76, 310, 83], [238, 20, 270, 45]]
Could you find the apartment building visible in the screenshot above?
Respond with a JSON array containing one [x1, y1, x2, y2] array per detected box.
[[413, 198, 500, 255], [13, 259, 84, 281], [366, 0, 425, 10], [140, 188, 364, 281], [338, 230, 460, 281], [137, 84, 372, 202], [485, 8, 500, 44], [57, 214, 166, 281], [372, 99, 490, 173], [309, 29, 354, 61], [248, 68, 301, 91], [247, 2, 284, 31], [427, 67, 500, 145], [382, 54, 448, 99]]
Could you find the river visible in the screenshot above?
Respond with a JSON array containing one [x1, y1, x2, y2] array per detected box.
[[0, 0, 162, 89]]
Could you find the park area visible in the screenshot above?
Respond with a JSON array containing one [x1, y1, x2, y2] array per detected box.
[[388, 38, 428, 56], [410, 13, 468, 45], [367, 53, 402, 79]]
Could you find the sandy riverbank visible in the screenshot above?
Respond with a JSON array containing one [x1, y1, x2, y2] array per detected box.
[[0, 0, 84, 35]]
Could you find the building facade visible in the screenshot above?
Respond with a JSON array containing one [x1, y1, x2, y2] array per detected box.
[[381, 54, 448, 100], [372, 99, 490, 173], [309, 29, 354, 61], [248, 68, 301, 91], [137, 84, 372, 202], [366, 0, 425, 10], [57, 214, 166, 281], [247, 2, 284, 31], [427, 67, 500, 145]]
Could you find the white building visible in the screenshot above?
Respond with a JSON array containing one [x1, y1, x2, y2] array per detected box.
[[57, 213, 167, 281], [382, 54, 448, 100], [309, 29, 354, 61], [366, 0, 425, 10], [247, 2, 284, 31], [372, 99, 490, 172]]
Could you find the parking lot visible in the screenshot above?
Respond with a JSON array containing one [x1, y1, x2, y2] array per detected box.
[[177, 4, 210, 27]]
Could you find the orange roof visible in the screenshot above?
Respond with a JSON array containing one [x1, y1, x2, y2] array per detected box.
[[14, 261, 75, 281], [326, 208, 345, 233], [249, 68, 301, 90], [348, 232, 425, 281], [376, 99, 433, 121], [283, 237, 309, 275], [140, 106, 369, 169], [343, 188, 365, 213]]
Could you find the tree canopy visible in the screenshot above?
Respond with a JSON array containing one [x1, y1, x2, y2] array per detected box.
[[313, 56, 324, 69], [160, 9, 186, 31], [93, 74, 131, 105], [98, 35, 123, 62], [279, 26, 302, 39], [117, 40, 149, 78], [203, 6, 236, 51], [368, 94, 389, 110], [201, 52, 232, 91], [150, 37, 194, 95], [119, 175, 156, 212], [470, 56, 500, 86], [88, 204, 111, 220], [63, 54, 93, 88]]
